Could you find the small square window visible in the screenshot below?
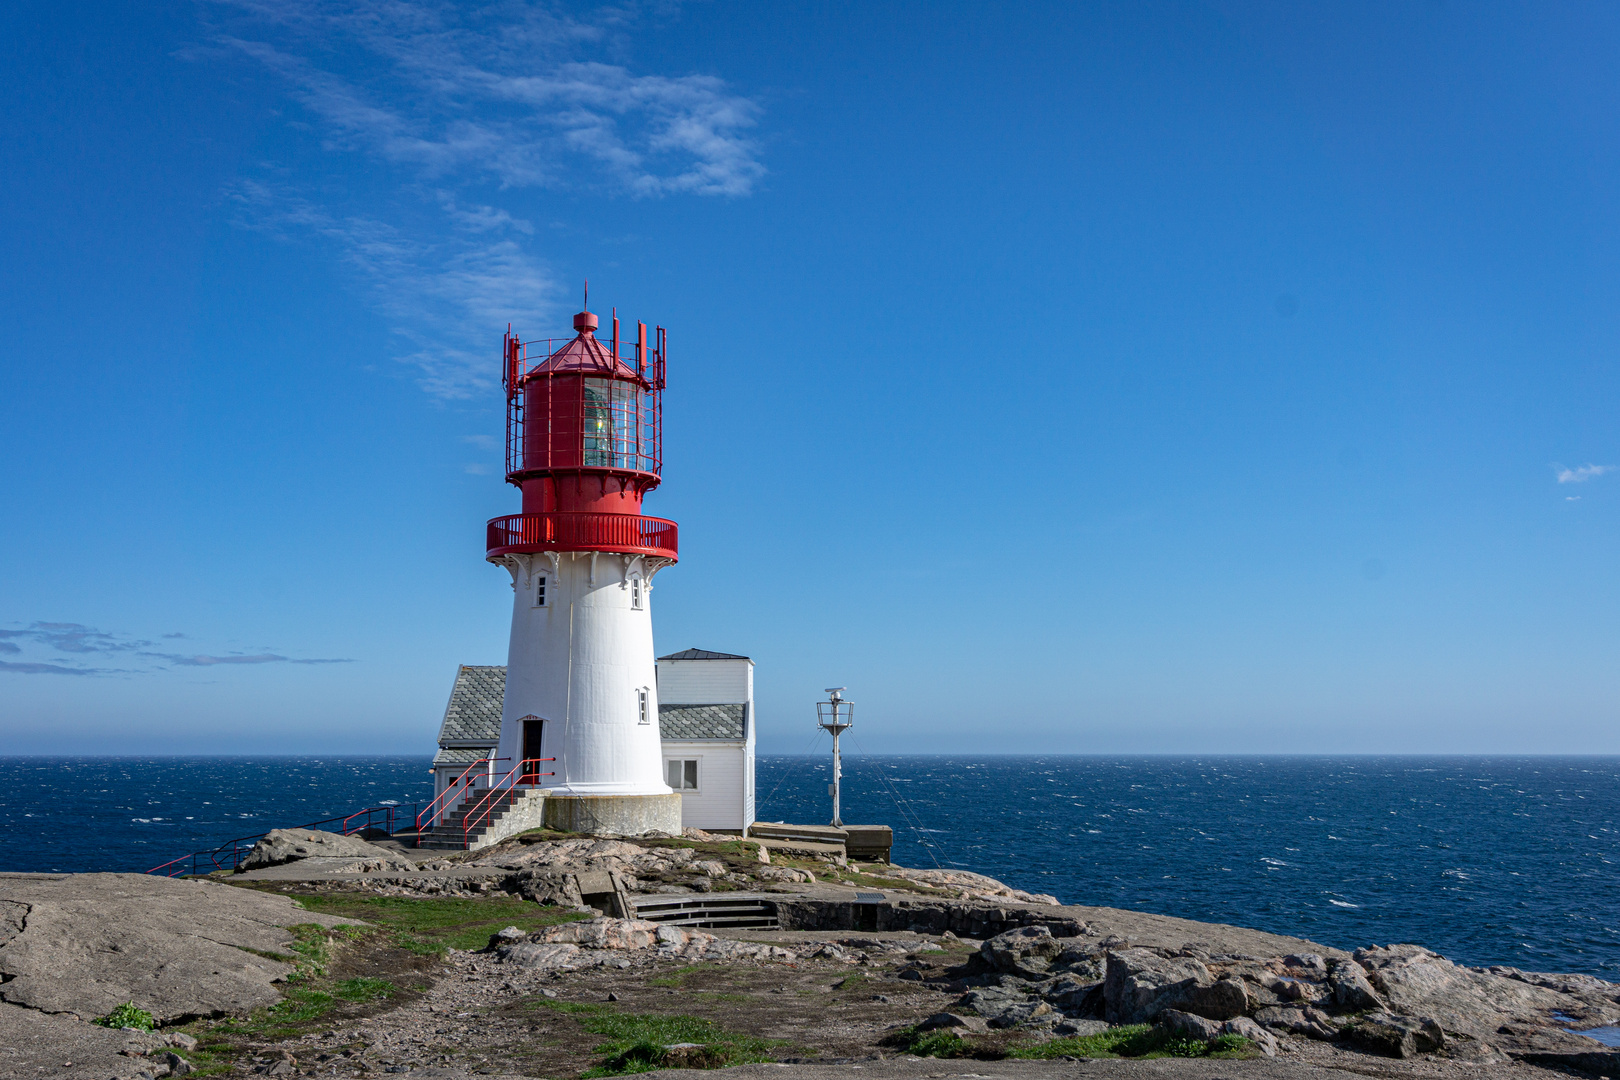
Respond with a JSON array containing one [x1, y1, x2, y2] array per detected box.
[[630, 577, 643, 609], [637, 687, 650, 725], [534, 576, 548, 607], [666, 758, 699, 790]]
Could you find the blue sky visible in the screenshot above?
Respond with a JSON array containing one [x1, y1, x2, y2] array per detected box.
[[2, 1, 1617, 755]]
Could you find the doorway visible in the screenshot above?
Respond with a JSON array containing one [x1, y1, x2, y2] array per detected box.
[[521, 718, 546, 784]]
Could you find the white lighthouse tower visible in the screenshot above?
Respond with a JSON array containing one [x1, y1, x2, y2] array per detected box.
[[482, 299, 683, 835]]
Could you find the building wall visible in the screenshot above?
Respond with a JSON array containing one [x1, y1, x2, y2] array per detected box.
[[657, 658, 752, 705], [662, 741, 748, 831]]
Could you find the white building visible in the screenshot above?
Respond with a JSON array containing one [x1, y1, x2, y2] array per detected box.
[[655, 648, 756, 833], [432, 647, 755, 833]]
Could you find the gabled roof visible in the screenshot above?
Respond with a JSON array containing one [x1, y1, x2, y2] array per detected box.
[[658, 648, 751, 661], [436, 665, 504, 746], [659, 702, 746, 740]]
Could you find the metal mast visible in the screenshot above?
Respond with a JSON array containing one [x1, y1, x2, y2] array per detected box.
[[816, 688, 854, 827]]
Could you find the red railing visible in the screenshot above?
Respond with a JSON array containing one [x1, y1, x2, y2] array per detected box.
[[486, 512, 678, 560], [461, 758, 554, 849], [414, 757, 495, 835], [146, 803, 417, 877]]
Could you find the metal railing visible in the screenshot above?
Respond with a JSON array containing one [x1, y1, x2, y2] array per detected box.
[[146, 803, 417, 878], [460, 758, 554, 849], [414, 757, 496, 835], [486, 512, 678, 560]]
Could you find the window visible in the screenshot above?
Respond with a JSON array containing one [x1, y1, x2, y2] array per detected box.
[[630, 577, 643, 609], [637, 687, 650, 725], [534, 575, 548, 607], [666, 759, 699, 790]]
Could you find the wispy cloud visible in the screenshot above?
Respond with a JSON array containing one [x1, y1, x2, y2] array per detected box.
[[201, 0, 765, 399], [1555, 463, 1614, 484], [146, 652, 355, 667], [0, 660, 103, 676], [0, 622, 351, 676]]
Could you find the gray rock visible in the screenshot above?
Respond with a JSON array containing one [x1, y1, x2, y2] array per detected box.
[[1345, 1011, 1446, 1058], [1104, 949, 1249, 1024], [1354, 944, 1577, 1038], [1254, 1005, 1339, 1040], [494, 942, 582, 968], [1283, 953, 1328, 975], [487, 926, 528, 949], [916, 1012, 988, 1034], [164, 1050, 194, 1076], [0, 1001, 165, 1080], [239, 828, 410, 871], [0, 873, 357, 1022], [987, 999, 1053, 1029], [1040, 975, 1102, 1015], [165, 1032, 200, 1052], [1329, 959, 1385, 1012], [980, 925, 1066, 979], [1221, 1016, 1278, 1057], [1156, 1008, 1223, 1042], [1052, 1019, 1110, 1037]]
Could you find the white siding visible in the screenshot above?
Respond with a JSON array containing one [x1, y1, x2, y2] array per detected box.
[[658, 659, 752, 705], [662, 741, 747, 831]]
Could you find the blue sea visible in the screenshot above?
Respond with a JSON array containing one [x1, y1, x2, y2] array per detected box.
[[1, 755, 1616, 979]]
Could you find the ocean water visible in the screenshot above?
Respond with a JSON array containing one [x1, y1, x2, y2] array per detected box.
[[1, 755, 1615, 978]]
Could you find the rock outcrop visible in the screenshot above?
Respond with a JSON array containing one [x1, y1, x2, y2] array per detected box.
[[1103, 948, 1248, 1024], [0, 873, 357, 1022], [240, 828, 414, 872]]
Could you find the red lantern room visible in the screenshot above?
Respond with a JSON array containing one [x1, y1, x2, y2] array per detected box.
[[486, 304, 677, 562]]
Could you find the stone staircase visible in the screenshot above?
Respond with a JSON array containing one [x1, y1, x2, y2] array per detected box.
[[416, 785, 548, 850]]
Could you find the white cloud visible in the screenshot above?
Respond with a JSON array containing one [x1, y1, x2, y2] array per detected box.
[[203, 1, 765, 398], [1555, 464, 1614, 484]]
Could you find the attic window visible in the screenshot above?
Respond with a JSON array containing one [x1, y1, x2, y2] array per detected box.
[[630, 577, 643, 609], [637, 687, 650, 725], [534, 576, 548, 607]]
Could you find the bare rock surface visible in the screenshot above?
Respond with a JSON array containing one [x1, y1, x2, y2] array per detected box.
[[1104, 948, 1249, 1024], [0, 873, 357, 1022], [0, 1002, 167, 1080], [240, 828, 415, 871]]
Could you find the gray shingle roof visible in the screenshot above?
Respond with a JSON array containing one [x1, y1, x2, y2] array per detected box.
[[435, 665, 749, 751], [433, 746, 490, 766], [659, 702, 746, 740], [437, 665, 505, 747], [658, 648, 751, 661]]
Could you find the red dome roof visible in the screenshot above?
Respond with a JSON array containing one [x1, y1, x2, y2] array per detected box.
[[532, 312, 642, 381]]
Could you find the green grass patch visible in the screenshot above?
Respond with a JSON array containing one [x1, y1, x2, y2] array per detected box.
[[93, 1002, 155, 1031], [647, 964, 709, 988], [286, 893, 592, 955], [334, 977, 396, 1003], [531, 999, 614, 1016], [1005, 1025, 1254, 1060], [574, 1011, 784, 1077]]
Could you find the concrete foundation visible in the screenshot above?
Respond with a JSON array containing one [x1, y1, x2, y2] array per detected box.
[[542, 792, 682, 836]]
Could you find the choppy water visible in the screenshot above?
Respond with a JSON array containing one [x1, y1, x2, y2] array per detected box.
[[1, 755, 1615, 978]]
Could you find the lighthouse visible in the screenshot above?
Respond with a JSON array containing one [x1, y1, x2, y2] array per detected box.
[[483, 299, 684, 835]]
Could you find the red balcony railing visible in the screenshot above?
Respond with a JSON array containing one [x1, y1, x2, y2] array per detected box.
[[487, 512, 678, 560]]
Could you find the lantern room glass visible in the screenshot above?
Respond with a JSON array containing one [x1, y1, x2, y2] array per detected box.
[[582, 378, 654, 472]]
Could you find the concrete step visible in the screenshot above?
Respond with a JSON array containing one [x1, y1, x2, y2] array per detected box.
[[633, 895, 780, 930]]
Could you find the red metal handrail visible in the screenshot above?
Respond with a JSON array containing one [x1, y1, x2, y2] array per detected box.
[[415, 757, 496, 836], [486, 512, 678, 560], [146, 803, 417, 877], [461, 758, 554, 849]]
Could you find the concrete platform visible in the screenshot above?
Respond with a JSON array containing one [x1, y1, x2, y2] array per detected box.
[[541, 792, 682, 836]]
